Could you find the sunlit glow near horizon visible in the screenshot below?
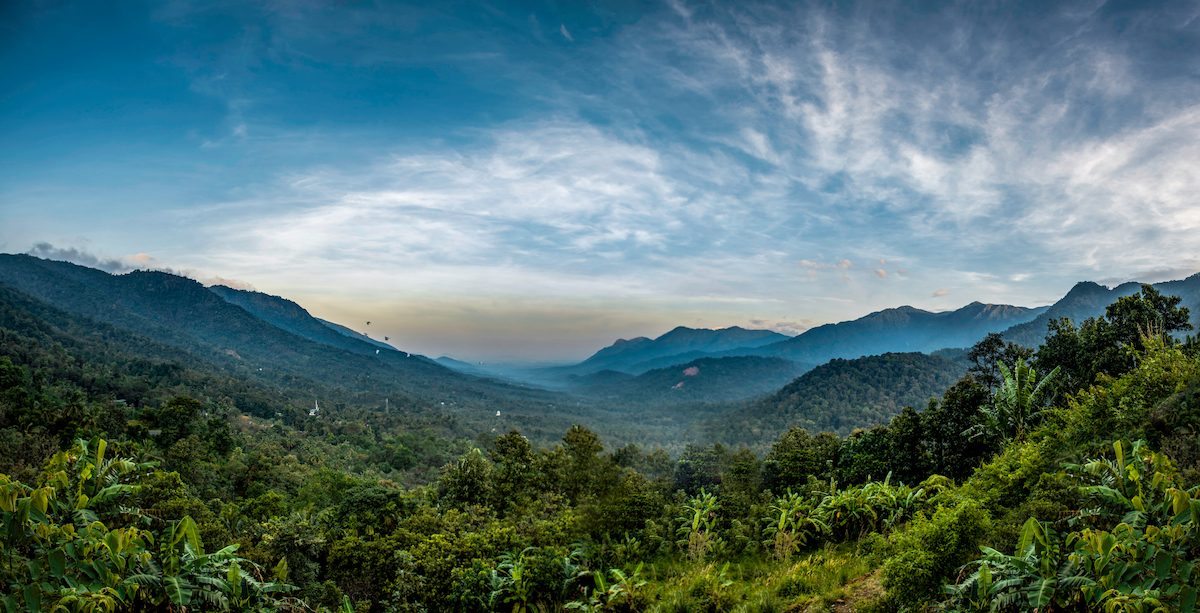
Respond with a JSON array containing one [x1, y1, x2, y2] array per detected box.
[[3, 0, 1199, 360]]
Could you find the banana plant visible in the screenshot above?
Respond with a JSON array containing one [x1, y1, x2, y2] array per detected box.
[[762, 490, 828, 560], [489, 547, 539, 613], [675, 489, 725, 561], [944, 440, 1200, 613], [1, 437, 293, 613], [967, 360, 1059, 442]]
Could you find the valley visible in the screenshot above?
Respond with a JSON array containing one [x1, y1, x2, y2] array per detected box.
[[4, 255, 1200, 613]]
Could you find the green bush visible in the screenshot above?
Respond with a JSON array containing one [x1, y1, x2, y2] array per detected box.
[[880, 498, 991, 609]]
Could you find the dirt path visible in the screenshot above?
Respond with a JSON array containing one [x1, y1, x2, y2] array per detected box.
[[829, 570, 884, 613]]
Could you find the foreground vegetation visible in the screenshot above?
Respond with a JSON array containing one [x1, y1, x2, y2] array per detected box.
[[4, 284, 1200, 612]]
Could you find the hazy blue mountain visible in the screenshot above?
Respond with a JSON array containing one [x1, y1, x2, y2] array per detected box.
[[570, 356, 812, 404], [695, 352, 967, 443], [746, 301, 1049, 364], [316, 318, 400, 352], [565, 369, 635, 387], [1002, 274, 1200, 346], [545, 302, 1046, 381], [434, 356, 499, 377], [544, 326, 790, 377]]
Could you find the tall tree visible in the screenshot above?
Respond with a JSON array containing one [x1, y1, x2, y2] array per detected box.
[[967, 333, 1033, 393]]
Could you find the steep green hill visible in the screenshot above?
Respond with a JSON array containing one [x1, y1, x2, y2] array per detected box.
[[695, 352, 967, 443], [0, 280, 407, 419], [0, 255, 583, 424]]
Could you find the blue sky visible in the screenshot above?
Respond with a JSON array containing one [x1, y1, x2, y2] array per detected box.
[[4, 0, 1200, 361]]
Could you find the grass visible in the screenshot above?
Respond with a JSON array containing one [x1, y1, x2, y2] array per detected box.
[[628, 542, 879, 613]]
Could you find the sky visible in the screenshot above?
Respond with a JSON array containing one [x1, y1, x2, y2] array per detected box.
[[3, 0, 1200, 362]]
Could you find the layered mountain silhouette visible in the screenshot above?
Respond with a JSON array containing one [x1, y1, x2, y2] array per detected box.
[[550, 301, 1047, 378], [550, 326, 788, 377]]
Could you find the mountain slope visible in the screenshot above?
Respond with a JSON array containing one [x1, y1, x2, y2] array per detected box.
[[207, 285, 406, 357], [1002, 274, 1200, 346], [750, 302, 1047, 364], [317, 318, 399, 352], [0, 255, 570, 413], [0, 280, 382, 418], [570, 356, 812, 404], [694, 352, 967, 443]]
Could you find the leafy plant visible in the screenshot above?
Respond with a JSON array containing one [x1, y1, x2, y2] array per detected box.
[[676, 490, 725, 561]]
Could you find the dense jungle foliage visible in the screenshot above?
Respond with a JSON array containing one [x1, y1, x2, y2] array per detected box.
[[5, 283, 1200, 612]]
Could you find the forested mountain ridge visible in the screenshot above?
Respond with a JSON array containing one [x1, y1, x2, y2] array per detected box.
[[1002, 273, 1200, 347], [547, 301, 1043, 381], [695, 351, 968, 445], [568, 355, 812, 404], [0, 255, 585, 425], [207, 284, 403, 356], [748, 301, 1047, 364]]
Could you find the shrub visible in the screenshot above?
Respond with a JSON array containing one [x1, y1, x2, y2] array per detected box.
[[880, 498, 991, 609]]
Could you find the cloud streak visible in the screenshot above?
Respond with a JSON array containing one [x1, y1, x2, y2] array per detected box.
[[8, 0, 1200, 358], [27, 243, 255, 290]]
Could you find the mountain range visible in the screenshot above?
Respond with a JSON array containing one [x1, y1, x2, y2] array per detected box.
[[543, 301, 1046, 380], [538, 326, 790, 378], [0, 255, 578, 423], [543, 274, 1200, 382], [5, 252, 1200, 450]]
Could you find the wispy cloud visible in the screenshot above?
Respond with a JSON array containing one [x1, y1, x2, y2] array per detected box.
[[27, 243, 255, 290], [748, 318, 810, 335], [9, 0, 1200, 358]]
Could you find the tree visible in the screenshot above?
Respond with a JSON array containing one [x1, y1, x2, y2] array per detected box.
[[1105, 284, 1192, 355], [438, 448, 493, 509], [147, 395, 204, 445], [886, 406, 931, 485], [490, 430, 537, 513], [924, 376, 994, 480], [968, 333, 1034, 393], [1032, 317, 1091, 398], [674, 443, 726, 496], [562, 424, 615, 504], [763, 427, 820, 492]]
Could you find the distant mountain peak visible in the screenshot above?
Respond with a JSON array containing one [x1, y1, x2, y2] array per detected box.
[[612, 337, 651, 347]]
